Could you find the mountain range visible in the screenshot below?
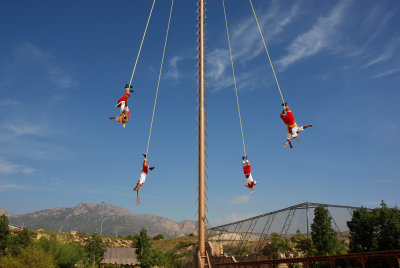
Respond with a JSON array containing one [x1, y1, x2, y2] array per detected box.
[[2, 203, 197, 238]]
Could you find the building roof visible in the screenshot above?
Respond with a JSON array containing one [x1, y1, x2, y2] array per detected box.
[[100, 247, 140, 265]]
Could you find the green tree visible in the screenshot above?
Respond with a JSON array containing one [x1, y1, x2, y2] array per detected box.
[[311, 206, 338, 255], [290, 230, 313, 257], [134, 229, 151, 267], [8, 228, 32, 256], [348, 201, 400, 253], [0, 215, 9, 255], [262, 233, 293, 259], [375, 201, 400, 251], [133, 229, 164, 268], [347, 207, 377, 252], [153, 233, 165, 240], [85, 233, 105, 265]]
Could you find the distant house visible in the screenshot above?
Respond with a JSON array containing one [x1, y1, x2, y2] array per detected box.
[[8, 224, 22, 231], [100, 247, 140, 267], [70, 230, 78, 235]]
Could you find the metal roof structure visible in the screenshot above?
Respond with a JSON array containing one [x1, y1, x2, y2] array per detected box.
[[207, 202, 365, 260]]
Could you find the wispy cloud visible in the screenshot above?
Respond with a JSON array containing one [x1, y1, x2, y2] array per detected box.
[[4, 123, 46, 136], [0, 99, 19, 106], [368, 67, 400, 79], [208, 2, 299, 91], [366, 37, 400, 67], [164, 55, 183, 81], [0, 120, 71, 160], [230, 195, 250, 205], [277, 0, 352, 70], [0, 43, 76, 90], [0, 121, 49, 143], [0, 183, 26, 192], [362, 6, 396, 46], [0, 158, 34, 174], [17, 43, 75, 89]]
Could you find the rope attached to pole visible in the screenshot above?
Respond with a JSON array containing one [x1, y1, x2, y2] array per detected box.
[[249, 0, 286, 106], [222, 0, 247, 158], [145, 0, 174, 158], [128, 0, 156, 88]]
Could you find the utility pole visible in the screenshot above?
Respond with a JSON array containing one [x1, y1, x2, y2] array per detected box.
[[197, 0, 206, 266]]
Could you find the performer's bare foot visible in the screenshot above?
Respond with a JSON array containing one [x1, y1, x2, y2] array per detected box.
[[109, 117, 115, 120], [303, 124, 313, 129]]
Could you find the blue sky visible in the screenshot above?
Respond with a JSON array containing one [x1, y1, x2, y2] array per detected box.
[[1, 0, 399, 227]]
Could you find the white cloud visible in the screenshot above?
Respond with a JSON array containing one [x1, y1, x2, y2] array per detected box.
[[368, 67, 400, 79], [0, 158, 34, 174], [0, 43, 76, 90], [213, 212, 257, 226], [230, 195, 250, 205], [164, 55, 183, 81], [5, 123, 45, 136], [277, 0, 352, 70], [362, 6, 396, 46], [17, 43, 75, 89], [207, 2, 299, 91], [366, 37, 400, 67], [0, 99, 19, 106], [0, 183, 26, 192], [0, 122, 49, 143]]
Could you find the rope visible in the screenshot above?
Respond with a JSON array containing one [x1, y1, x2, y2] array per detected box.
[[128, 0, 156, 88], [145, 0, 174, 158], [249, 0, 286, 106], [222, 0, 247, 158]]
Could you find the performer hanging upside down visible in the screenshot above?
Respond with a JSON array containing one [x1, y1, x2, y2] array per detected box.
[[133, 154, 155, 205], [109, 84, 134, 128], [243, 156, 257, 194], [280, 103, 312, 148]]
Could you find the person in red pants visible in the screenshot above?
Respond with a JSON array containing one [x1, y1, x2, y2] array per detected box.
[[280, 104, 312, 148], [109, 84, 134, 128], [243, 156, 257, 194], [134, 154, 154, 205]]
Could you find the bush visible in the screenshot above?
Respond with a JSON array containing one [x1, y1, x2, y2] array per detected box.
[[290, 230, 313, 257], [38, 235, 83, 268], [263, 233, 293, 259], [0, 244, 54, 268], [8, 228, 33, 256], [153, 234, 165, 240], [126, 234, 134, 240]]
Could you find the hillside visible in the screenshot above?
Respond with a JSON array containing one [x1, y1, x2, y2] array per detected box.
[[0, 208, 13, 217], [4, 203, 196, 237]]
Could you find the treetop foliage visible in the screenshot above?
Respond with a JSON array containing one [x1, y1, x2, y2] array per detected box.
[[348, 201, 400, 253]]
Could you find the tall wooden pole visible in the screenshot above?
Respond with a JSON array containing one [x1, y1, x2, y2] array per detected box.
[[197, 0, 206, 266]]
